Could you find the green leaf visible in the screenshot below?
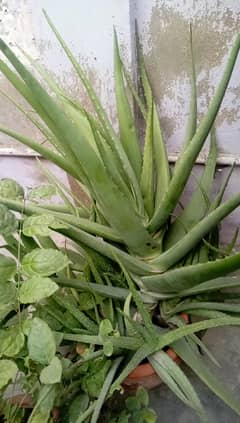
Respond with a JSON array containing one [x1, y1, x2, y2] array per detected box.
[[0, 255, 16, 282], [23, 214, 67, 237], [0, 326, 25, 357], [149, 351, 206, 421], [90, 357, 122, 423], [22, 248, 70, 277], [19, 276, 58, 304], [114, 30, 142, 180], [152, 193, 240, 272], [69, 393, 89, 423], [0, 204, 17, 236], [99, 319, 113, 337], [40, 356, 62, 384], [0, 280, 16, 304], [0, 179, 24, 200], [82, 358, 111, 398], [140, 99, 154, 218], [0, 359, 18, 389], [28, 317, 56, 365], [143, 252, 240, 294]]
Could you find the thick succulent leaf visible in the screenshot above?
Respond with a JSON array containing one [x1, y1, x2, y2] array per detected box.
[[153, 192, 240, 271], [141, 99, 154, 218], [0, 179, 24, 200], [0, 255, 17, 282], [168, 301, 240, 316], [19, 276, 58, 304], [137, 32, 170, 208], [90, 357, 122, 423], [0, 359, 18, 389], [149, 34, 240, 231], [179, 275, 240, 297], [114, 30, 142, 180], [156, 317, 240, 351], [165, 127, 217, 248], [0, 126, 80, 180], [142, 252, 240, 293], [43, 10, 145, 217], [172, 337, 240, 418], [181, 24, 197, 149], [22, 248, 70, 277], [40, 356, 62, 384], [28, 317, 56, 365], [149, 351, 206, 421]]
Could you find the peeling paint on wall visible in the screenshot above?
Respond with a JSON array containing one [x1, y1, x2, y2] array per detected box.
[[135, 0, 240, 156]]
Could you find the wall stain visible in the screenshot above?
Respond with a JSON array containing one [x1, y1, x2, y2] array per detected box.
[[141, 1, 240, 139]]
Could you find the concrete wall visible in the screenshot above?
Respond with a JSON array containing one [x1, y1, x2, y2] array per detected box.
[[0, 0, 239, 243]]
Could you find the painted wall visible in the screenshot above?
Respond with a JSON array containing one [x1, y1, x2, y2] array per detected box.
[[0, 0, 239, 243]]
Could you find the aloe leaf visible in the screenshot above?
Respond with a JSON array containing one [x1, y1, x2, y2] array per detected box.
[[0, 126, 81, 181], [136, 31, 170, 209], [0, 89, 62, 153], [57, 225, 157, 275], [156, 317, 240, 351], [0, 197, 121, 242], [168, 301, 240, 316], [53, 295, 98, 334], [110, 343, 155, 394], [142, 252, 240, 293], [149, 351, 207, 421], [0, 39, 154, 254], [42, 10, 145, 215], [114, 30, 142, 180], [90, 357, 122, 423], [63, 333, 142, 351], [165, 127, 217, 248], [121, 60, 147, 119], [153, 192, 240, 271], [149, 34, 240, 231], [140, 98, 154, 217], [54, 276, 130, 300], [172, 337, 240, 417], [179, 276, 240, 297], [181, 24, 197, 149], [210, 163, 235, 211]]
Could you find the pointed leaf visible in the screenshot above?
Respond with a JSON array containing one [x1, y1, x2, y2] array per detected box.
[[22, 248, 70, 277], [28, 317, 56, 365], [19, 276, 58, 304]]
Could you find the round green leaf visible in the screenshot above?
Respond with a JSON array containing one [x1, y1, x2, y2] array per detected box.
[[28, 317, 56, 365], [103, 340, 114, 357], [22, 248, 70, 277], [19, 276, 58, 304], [0, 205, 18, 236], [40, 356, 62, 384], [23, 214, 68, 237], [0, 179, 24, 199], [0, 326, 25, 358], [0, 359, 18, 389], [0, 255, 17, 282], [28, 184, 56, 201], [0, 281, 16, 304]]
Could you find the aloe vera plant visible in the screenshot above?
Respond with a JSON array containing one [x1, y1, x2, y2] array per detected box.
[[0, 11, 240, 422]]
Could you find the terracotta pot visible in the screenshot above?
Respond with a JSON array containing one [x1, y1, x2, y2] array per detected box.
[[123, 313, 189, 390]]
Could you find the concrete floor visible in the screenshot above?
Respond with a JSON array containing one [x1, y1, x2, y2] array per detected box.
[[150, 327, 240, 422]]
